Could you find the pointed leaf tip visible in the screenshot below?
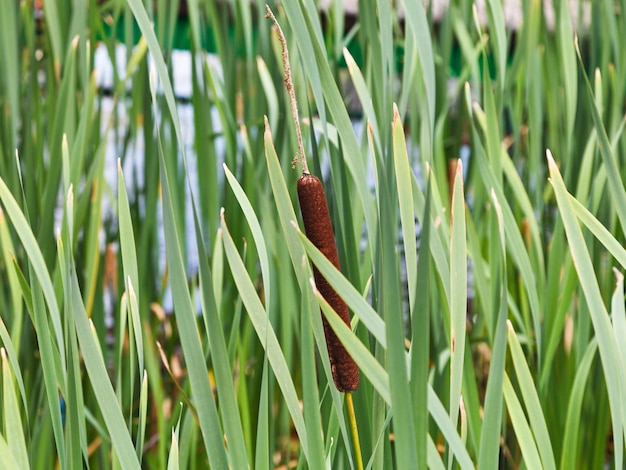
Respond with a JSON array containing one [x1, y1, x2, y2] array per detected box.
[[546, 149, 556, 169]]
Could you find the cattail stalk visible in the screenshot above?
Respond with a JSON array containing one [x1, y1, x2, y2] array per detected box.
[[266, 5, 362, 467], [345, 391, 364, 470], [265, 5, 359, 393]]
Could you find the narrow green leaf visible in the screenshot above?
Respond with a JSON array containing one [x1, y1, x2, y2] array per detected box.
[[344, 48, 381, 152], [40, 36, 78, 258], [295, 226, 386, 348], [392, 105, 417, 314], [559, 340, 597, 470], [0, 0, 19, 149], [379, 153, 417, 470], [449, 160, 467, 432], [42, 0, 63, 74], [576, 44, 626, 235], [314, 287, 390, 405], [0, 317, 27, 419], [0, 208, 23, 334], [0, 434, 19, 469], [481, 64, 502, 179], [470, 127, 541, 360], [124, 0, 188, 171], [158, 140, 228, 468], [62, 134, 70, 198], [427, 436, 446, 470], [410, 173, 451, 304], [167, 418, 181, 470], [427, 387, 475, 470], [193, 210, 249, 469], [58, 232, 88, 469], [401, 0, 436, 143], [2, 349, 28, 469], [256, 57, 279, 136], [30, 270, 66, 468], [220, 210, 310, 461], [478, 190, 507, 469], [547, 149, 625, 468], [254, 359, 270, 470], [136, 371, 148, 461], [557, 0, 577, 150], [70, 268, 140, 468], [569, 195, 626, 269], [503, 374, 543, 469], [411, 177, 432, 470], [0, 176, 65, 362], [613, 272, 626, 365], [223, 163, 271, 313], [299, 268, 327, 470], [507, 322, 556, 470], [117, 161, 143, 373], [501, 153, 545, 284], [486, 0, 507, 94]]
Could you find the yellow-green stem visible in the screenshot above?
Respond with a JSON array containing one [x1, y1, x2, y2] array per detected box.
[[346, 392, 363, 470]]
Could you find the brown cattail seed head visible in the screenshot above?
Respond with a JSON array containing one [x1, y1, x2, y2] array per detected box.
[[297, 173, 359, 392]]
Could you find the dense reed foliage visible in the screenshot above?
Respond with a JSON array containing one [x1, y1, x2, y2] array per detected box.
[[1, 0, 626, 468]]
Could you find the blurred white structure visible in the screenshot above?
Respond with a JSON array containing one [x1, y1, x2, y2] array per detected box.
[[317, 0, 592, 31]]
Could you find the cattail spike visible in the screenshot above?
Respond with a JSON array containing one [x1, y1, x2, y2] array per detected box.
[[298, 174, 359, 392]]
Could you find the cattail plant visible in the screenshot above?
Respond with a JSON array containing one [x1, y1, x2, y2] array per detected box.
[[265, 5, 360, 394], [265, 7, 364, 467]]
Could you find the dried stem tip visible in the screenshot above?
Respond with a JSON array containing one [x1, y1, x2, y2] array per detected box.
[[265, 4, 308, 173], [298, 174, 359, 392]]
